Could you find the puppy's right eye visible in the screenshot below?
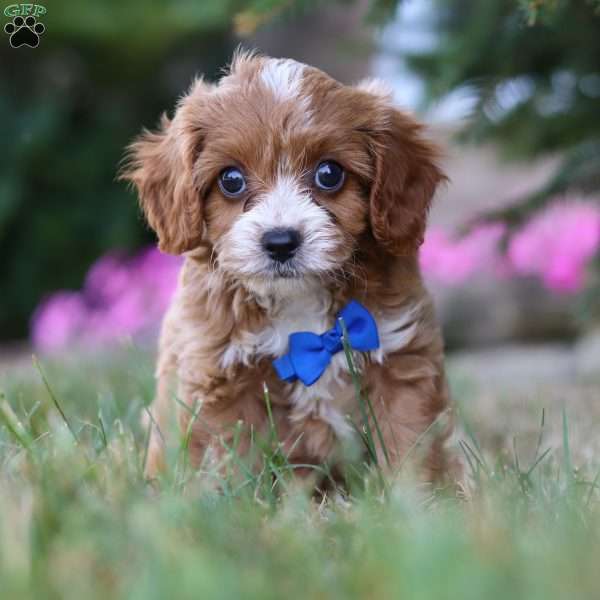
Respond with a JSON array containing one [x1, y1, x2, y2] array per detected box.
[[314, 161, 345, 192], [218, 167, 246, 197]]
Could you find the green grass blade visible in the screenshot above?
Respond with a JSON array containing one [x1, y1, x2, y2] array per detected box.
[[338, 317, 387, 467], [0, 393, 35, 454], [562, 406, 574, 490], [33, 355, 80, 445]]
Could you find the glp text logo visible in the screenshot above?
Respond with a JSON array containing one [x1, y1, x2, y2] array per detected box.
[[4, 4, 46, 48]]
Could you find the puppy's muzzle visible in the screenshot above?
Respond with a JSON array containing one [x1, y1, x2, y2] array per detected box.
[[261, 228, 302, 263]]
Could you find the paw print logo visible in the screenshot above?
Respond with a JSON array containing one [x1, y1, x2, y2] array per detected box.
[[4, 15, 45, 48]]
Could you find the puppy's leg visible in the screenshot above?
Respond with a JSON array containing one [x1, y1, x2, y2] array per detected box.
[[364, 360, 456, 483], [143, 310, 179, 481], [143, 371, 173, 480]]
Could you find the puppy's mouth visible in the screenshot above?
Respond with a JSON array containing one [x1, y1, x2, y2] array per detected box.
[[268, 259, 303, 279]]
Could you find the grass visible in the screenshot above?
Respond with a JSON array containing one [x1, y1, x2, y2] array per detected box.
[[1, 347, 600, 599]]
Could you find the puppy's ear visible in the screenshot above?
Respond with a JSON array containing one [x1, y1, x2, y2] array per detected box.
[[365, 96, 446, 256], [121, 80, 212, 254]]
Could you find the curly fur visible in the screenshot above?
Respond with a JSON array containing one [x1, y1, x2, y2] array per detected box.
[[121, 51, 458, 485]]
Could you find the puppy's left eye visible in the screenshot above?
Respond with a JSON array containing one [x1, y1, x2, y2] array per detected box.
[[314, 161, 345, 192], [218, 167, 247, 197]]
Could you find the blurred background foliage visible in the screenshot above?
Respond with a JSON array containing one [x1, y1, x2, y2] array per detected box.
[[0, 1, 238, 341], [404, 0, 600, 225], [0, 0, 599, 342]]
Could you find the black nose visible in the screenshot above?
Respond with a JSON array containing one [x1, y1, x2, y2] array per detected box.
[[261, 228, 302, 263]]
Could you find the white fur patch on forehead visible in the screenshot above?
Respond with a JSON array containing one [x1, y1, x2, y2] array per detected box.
[[357, 77, 394, 102], [260, 58, 306, 101]]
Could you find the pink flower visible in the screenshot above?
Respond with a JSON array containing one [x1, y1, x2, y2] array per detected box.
[[30, 292, 89, 352], [85, 252, 132, 305], [31, 247, 182, 353], [420, 223, 505, 285], [508, 200, 600, 293]]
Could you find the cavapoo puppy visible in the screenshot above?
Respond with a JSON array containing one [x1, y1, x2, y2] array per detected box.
[[123, 51, 457, 484]]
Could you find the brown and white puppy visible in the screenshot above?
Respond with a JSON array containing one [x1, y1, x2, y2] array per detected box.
[[123, 52, 456, 484]]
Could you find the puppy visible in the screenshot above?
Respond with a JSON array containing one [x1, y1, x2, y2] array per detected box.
[[123, 52, 456, 485]]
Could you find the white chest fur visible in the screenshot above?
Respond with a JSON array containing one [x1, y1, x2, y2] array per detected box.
[[220, 287, 333, 369]]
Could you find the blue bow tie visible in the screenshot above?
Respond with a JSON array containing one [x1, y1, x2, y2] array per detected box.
[[272, 300, 379, 387]]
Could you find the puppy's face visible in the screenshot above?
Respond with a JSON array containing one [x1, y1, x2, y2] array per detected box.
[[123, 54, 445, 294]]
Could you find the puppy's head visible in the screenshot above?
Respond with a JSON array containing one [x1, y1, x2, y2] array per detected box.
[[122, 52, 445, 294]]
